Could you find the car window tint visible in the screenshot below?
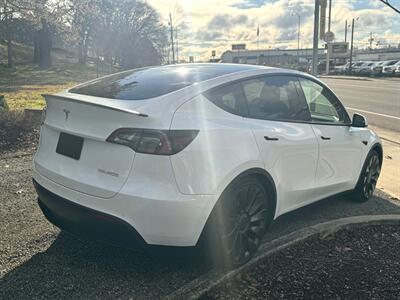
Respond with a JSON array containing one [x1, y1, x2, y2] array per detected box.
[[242, 76, 310, 122], [299, 78, 348, 124], [70, 64, 260, 100], [203, 83, 245, 116]]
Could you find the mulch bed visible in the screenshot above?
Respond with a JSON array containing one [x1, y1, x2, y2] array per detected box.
[[202, 225, 400, 299]]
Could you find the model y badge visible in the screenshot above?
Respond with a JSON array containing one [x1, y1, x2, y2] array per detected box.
[[63, 109, 70, 121]]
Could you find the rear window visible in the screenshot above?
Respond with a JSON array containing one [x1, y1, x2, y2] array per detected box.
[[70, 64, 261, 100]]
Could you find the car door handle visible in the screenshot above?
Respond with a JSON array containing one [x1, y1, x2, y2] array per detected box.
[[321, 136, 331, 140], [264, 136, 279, 141]]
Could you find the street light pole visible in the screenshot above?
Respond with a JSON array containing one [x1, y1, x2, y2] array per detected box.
[[312, 0, 320, 75], [344, 20, 347, 43], [169, 13, 175, 64], [349, 18, 355, 73], [291, 11, 301, 68]]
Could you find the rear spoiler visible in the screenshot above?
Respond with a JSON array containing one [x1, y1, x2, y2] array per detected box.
[[42, 94, 148, 118]]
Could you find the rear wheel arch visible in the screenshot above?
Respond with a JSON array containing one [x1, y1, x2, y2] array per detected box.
[[199, 168, 277, 244], [233, 168, 277, 220]]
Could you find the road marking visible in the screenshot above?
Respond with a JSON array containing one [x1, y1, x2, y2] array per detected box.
[[346, 107, 400, 120]]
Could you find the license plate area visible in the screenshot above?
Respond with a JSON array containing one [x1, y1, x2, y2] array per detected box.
[[56, 132, 84, 160]]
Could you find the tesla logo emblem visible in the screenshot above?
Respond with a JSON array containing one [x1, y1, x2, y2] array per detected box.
[[63, 109, 70, 121]]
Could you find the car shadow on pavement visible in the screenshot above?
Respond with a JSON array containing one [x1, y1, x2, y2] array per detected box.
[[1, 193, 399, 299]]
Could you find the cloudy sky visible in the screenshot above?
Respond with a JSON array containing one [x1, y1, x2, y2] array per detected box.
[[146, 0, 400, 61]]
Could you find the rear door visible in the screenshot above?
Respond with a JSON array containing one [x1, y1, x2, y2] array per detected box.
[[298, 77, 363, 196], [241, 75, 319, 212]]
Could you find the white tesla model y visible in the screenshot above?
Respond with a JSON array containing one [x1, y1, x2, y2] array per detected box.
[[33, 64, 382, 267]]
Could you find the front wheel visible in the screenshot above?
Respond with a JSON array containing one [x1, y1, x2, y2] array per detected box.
[[203, 177, 273, 269], [353, 150, 381, 202]]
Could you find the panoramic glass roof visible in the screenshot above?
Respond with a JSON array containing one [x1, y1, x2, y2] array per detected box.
[[70, 64, 264, 100]]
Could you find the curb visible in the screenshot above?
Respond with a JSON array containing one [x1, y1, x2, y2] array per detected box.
[[167, 214, 400, 300], [318, 75, 370, 81]]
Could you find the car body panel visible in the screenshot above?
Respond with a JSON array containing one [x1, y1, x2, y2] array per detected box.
[[33, 63, 382, 247]]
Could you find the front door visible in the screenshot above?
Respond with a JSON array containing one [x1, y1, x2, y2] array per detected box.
[[298, 77, 363, 198]]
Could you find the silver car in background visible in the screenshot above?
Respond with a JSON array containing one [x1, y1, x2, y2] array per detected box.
[[382, 60, 400, 76]]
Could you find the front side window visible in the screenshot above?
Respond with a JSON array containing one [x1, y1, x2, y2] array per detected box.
[[299, 78, 350, 124], [241, 76, 311, 122]]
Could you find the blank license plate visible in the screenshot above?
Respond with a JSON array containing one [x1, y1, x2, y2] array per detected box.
[[56, 132, 84, 160]]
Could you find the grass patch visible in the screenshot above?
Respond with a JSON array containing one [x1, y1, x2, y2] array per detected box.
[[0, 62, 118, 110], [2, 83, 75, 110]]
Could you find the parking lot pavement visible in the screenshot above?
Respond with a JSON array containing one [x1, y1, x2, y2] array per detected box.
[[1, 152, 399, 299]]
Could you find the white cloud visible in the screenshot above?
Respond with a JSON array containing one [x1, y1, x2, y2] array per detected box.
[[147, 0, 400, 61]]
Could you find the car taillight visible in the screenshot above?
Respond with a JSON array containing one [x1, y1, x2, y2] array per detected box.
[[106, 128, 199, 155]]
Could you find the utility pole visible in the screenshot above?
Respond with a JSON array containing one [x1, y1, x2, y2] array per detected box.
[[169, 13, 175, 64], [291, 12, 301, 68], [368, 32, 374, 51], [349, 18, 355, 73], [326, 0, 332, 75], [344, 20, 347, 43], [312, 0, 320, 75], [328, 0, 332, 32], [175, 28, 179, 63]]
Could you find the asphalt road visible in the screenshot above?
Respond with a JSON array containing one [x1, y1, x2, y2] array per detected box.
[[321, 77, 400, 132], [1, 152, 400, 299]]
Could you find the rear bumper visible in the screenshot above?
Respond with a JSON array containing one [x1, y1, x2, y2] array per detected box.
[[34, 179, 146, 248], [33, 169, 217, 247]]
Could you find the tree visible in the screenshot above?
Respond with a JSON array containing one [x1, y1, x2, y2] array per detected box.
[[66, 0, 100, 64], [91, 0, 168, 68], [0, 0, 59, 68], [0, 0, 24, 67], [37, 18, 52, 68]]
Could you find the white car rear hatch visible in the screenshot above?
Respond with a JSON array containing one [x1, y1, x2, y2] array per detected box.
[[34, 64, 259, 198]]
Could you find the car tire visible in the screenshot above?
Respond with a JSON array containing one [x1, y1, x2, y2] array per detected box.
[[202, 176, 273, 270], [352, 149, 381, 203]]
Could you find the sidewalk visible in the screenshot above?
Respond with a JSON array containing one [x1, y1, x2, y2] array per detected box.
[[370, 125, 400, 201], [319, 75, 400, 82]]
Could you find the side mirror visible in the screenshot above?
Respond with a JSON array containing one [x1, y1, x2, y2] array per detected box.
[[352, 113, 368, 128]]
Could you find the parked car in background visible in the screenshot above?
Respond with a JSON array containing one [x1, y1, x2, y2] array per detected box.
[[334, 62, 353, 74], [33, 64, 382, 268], [395, 63, 400, 76], [308, 60, 336, 74], [370, 60, 398, 76], [351, 61, 368, 74], [382, 60, 400, 76], [356, 62, 375, 75]]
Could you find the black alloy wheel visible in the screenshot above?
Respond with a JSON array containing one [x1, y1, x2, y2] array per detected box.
[[353, 150, 381, 203], [362, 153, 381, 199], [204, 176, 273, 269]]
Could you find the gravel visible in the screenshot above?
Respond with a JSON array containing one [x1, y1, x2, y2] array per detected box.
[[1, 141, 400, 299], [202, 225, 400, 299]]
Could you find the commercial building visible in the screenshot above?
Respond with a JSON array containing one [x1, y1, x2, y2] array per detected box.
[[220, 48, 325, 66]]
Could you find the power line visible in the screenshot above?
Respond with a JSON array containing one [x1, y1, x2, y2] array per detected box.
[[379, 0, 400, 14]]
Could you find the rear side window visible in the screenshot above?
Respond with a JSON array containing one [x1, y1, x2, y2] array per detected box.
[[70, 64, 258, 100], [203, 83, 246, 116], [241, 76, 311, 122]]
